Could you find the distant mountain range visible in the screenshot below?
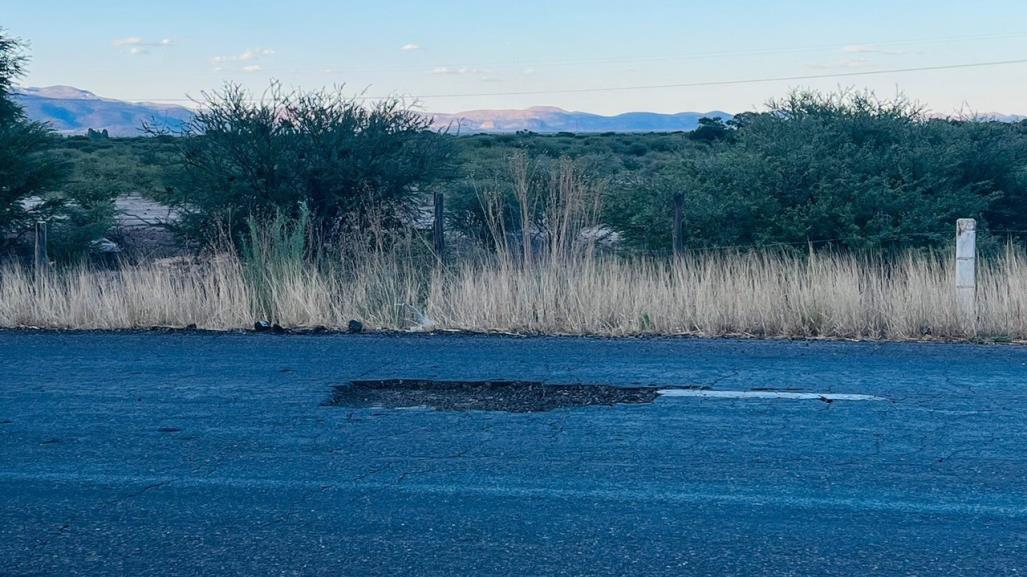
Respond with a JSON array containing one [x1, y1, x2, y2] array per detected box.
[[13, 86, 194, 137], [12, 85, 1025, 136], [14, 86, 732, 136], [978, 113, 1027, 123], [430, 106, 733, 133]]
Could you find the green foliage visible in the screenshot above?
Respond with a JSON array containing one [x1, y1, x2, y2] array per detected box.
[[442, 131, 693, 243], [688, 116, 732, 143], [0, 30, 123, 260], [54, 135, 176, 199], [46, 136, 181, 259], [604, 166, 690, 253], [0, 30, 68, 247], [11, 83, 1027, 258], [444, 152, 607, 254], [607, 90, 1027, 252], [0, 30, 25, 122], [241, 202, 311, 270], [240, 204, 312, 320], [46, 201, 117, 262], [158, 83, 453, 245]]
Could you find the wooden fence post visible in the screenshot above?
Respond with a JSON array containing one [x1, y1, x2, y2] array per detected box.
[[433, 191, 445, 265], [955, 218, 976, 322], [33, 221, 49, 276], [672, 193, 684, 257]]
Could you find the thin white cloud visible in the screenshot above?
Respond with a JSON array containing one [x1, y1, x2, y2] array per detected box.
[[431, 66, 487, 76], [211, 48, 275, 71], [431, 66, 502, 82], [401, 43, 420, 51], [809, 57, 872, 70], [236, 48, 275, 61], [113, 36, 174, 55], [841, 44, 907, 55]]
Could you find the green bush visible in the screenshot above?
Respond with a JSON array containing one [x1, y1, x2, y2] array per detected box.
[[0, 31, 123, 261], [157, 83, 453, 245], [606, 90, 1027, 252], [0, 31, 67, 247]]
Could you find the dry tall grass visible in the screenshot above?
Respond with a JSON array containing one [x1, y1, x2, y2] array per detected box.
[[4, 159, 1025, 340], [3, 248, 1027, 340]]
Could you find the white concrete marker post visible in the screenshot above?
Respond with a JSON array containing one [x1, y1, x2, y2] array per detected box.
[[955, 218, 976, 323]]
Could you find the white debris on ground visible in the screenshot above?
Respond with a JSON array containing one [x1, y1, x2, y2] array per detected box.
[[657, 389, 885, 401], [399, 303, 437, 332], [20, 194, 183, 256], [115, 195, 178, 229], [114, 195, 183, 256], [89, 238, 122, 253]]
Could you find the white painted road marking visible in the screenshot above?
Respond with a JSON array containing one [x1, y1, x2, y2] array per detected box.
[[657, 389, 885, 401]]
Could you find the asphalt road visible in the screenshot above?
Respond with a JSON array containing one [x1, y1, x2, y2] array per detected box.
[[1, 331, 1025, 576]]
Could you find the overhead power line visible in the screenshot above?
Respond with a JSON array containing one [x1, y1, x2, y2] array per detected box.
[[137, 57, 1027, 103], [351, 31, 1027, 73], [397, 57, 1027, 100]]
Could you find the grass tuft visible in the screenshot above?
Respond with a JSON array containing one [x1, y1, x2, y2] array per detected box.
[[3, 247, 1026, 340]]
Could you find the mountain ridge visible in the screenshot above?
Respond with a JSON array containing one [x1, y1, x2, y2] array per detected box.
[[13, 85, 1025, 136], [13, 85, 735, 135], [13, 85, 194, 136], [429, 107, 733, 133]]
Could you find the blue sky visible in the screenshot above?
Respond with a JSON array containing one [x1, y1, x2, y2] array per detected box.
[[5, 0, 1027, 114]]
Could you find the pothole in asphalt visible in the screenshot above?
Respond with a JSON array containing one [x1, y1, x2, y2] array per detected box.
[[324, 379, 670, 413], [324, 380, 885, 413]]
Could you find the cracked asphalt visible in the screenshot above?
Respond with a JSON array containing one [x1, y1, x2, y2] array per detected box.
[[1, 331, 1026, 576]]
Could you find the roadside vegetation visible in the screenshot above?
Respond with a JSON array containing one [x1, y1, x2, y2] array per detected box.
[[6, 237, 1027, 339], [4, 30, 1027, 339], [0, 32, 125, 262]]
